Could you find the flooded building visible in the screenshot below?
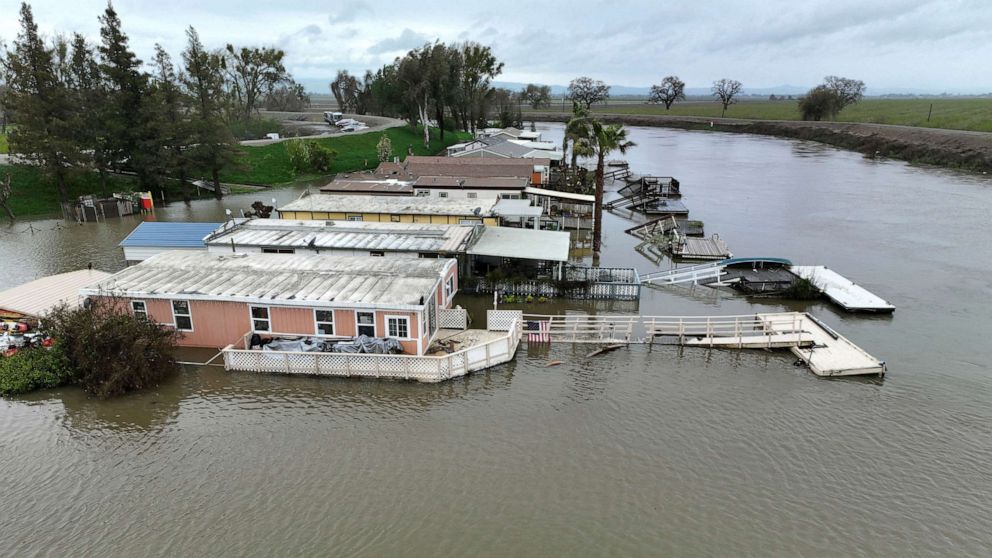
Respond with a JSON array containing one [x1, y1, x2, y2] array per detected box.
[[276, 194, 501, 225], [80, 251, 459, 355], [118, 221, 222, 264]]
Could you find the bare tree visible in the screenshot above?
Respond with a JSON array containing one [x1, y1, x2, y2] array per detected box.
[[824, 75, 866, 107], [648, 75, 686, 110], [711, 78, 743, 117], [567, 76, 610, 109]]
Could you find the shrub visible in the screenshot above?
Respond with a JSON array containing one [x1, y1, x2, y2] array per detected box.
[[785, 277, 822, 300], [286, 139, 337, 173], [0, 346, 72, 396], [45, 302, 180, 398]]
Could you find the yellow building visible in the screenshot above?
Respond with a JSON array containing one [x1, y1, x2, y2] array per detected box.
[[277, 194, 500, 226]]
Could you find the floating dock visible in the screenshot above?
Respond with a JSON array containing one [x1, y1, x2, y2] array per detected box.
[[789, 266, 895, 313], [672, 234, 731, 260], [523, 311, 885, 377]]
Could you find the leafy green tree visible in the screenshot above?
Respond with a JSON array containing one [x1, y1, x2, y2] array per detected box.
[[66, 33, 113, 194], [286, 139, 335, 173], [567, 76, 610, 109], [330, 69, 361, 112], [149, 44, 194, 202], [98, 2, 155, 190], [183, 27, 241, 199], [799, 77, 866, 121], [1, 3, 78, 201], [376, 134, 393, 162], [648, 75, 686, 109], [711, 78, 743, 117], [521, 83, 551, 110], [459, 42, 503, 132]]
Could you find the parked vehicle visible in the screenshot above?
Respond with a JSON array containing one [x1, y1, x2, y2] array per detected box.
[[323, 111, 343, 125]]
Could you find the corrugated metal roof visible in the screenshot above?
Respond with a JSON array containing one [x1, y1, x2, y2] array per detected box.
[[278, 194, 498, 216], [525, 186, 595, 203], [204, 219, 476, 253], [0, 269, 112, 318], [81, 251, 452, 309], [412, 176, 528, 190], [493, 199, 544, 217], [119, 221, 222, 248], [468, 227, 570, 262]]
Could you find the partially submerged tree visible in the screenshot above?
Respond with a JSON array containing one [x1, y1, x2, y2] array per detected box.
[[711, 78, 743, 117], [0, 173, 15, 222], [567, 76, 610, 109], [648, 75, 686, 109], [183, 27, 241, 199]]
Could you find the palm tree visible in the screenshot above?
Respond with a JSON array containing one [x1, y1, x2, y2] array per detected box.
[[586, 120, 635, 262]]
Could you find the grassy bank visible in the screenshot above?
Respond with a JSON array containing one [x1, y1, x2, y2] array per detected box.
[[0, 165, 141, 217], [0, 133, 8, 154], [526, 98, 992, 133], [220, 125, 472, 185]]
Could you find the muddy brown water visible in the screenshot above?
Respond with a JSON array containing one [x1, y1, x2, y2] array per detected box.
[[2, 124, 992, 557]]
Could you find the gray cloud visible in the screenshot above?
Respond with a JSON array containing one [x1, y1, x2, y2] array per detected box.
[[328, 1, 373, 24], [367, 28, 431, 55]]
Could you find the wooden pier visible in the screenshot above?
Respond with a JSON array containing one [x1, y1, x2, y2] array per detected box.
[[521, 311, 885, 377]]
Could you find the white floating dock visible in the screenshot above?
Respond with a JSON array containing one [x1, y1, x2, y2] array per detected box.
[[789, 266, 895, 313], [760, 312, 886, 377]]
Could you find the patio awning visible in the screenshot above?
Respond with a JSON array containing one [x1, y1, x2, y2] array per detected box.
[[468, 226, 570, 262]]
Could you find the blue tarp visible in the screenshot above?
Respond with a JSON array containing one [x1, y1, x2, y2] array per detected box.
[[118, 221, 222, 248]]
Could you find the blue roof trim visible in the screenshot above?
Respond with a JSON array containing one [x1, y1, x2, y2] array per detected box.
[[119, 222, 222, 248]]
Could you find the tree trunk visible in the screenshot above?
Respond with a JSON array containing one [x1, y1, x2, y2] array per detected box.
[[55, 168, 69, 204], [0, 203, 13, 223], [435, 105, 445, 140], [593, 151, 605, 264], [212, 167, 223, 200]]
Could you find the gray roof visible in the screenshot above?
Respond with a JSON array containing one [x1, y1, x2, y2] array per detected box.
[[204, 219, 477, 254], [0, 269, 111, 318], [468, 227, 570, 262], [278, 194, 499, 216], [81, 251, 454, 310]]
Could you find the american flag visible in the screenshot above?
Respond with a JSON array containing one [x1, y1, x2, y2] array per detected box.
[[526, 320, 551, 343]]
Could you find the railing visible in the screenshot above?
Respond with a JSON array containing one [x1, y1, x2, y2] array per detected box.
[[470, 266, 641, 301], [640, 261, 727, 285], [645, 314, 807, 348], [439, 308, 468, 330], [522, 314, 637, 343], [222, 315, 523, 383]]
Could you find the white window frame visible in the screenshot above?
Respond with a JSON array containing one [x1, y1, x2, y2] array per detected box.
[[261, 247, 295, 254], [249, 305, 271, 332], [438, 191, 449, 198], [314, 309, 335, 336], [355, 311, 376, 337], [346, 215, 363, 222], [445, 276, 455, 300], [385, 315, 411, 340], [171, 299, 193, 331], [416, 189, 430, 197], [131, 300, 147, 320], [369, 251, 385, 257], [467, 192, 478, 199]]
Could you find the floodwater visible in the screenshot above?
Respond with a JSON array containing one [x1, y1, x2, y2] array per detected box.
[[2, 123, 992, 556]]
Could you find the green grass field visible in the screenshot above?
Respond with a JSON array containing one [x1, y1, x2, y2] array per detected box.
[[0, 164, 140, 217], [527, 98, 992, 132], [0, 133, 9, 154], [220, 126, 472, 185]]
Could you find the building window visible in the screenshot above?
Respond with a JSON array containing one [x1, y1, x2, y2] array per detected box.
[[500, 193, 520, 199], [445, 276, 455, 299], [315, 310, 334, 336], [390, 215, 401, 222], [172, 300, 192, 331], [416, 190, 430, 197], [418, 252, 441, 259], [369, 251, 384, 257], [386, 316, 410, 339], [347, 215, 363, 221], [250, 306, 270, 332], [458, 218, 481, 225], [438, 191, 448, 198], [262, 248, 295, 254], [131, 300, 147, 320], [467, 192, 478, 199], [356, 311, 375, 337]]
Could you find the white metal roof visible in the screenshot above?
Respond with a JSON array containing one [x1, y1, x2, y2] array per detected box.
[[204, 219, 477, 253], [524, 186, 596, 203], [0, 269, 111, 318], [278, 194, 498, 216], [468, 227, 570, 262], [494, 199, 544, 218], [81, 252, 454, 310]]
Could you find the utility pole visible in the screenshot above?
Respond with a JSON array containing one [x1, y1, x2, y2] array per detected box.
[[927, 103, 933, 122]]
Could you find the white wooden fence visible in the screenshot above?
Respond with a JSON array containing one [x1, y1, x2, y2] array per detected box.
[[439, 308, 469, 330], [222, 311, 523, 383]]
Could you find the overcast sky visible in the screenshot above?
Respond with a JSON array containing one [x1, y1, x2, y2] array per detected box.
[[2, 0, 991, 93]]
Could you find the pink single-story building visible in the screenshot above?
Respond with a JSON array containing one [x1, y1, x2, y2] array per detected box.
[[80, 251, 459, 355]]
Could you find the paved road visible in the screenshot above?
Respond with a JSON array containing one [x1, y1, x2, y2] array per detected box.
[[241, 114, 406, 146]]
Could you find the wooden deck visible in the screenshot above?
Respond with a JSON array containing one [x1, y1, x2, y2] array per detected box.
[[789, 266, 895, 312], [760, 312, 886, 376], [673, 235, 731, 260]]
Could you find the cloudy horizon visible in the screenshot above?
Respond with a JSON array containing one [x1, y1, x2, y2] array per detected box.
[[2, 0, 991, 94]]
